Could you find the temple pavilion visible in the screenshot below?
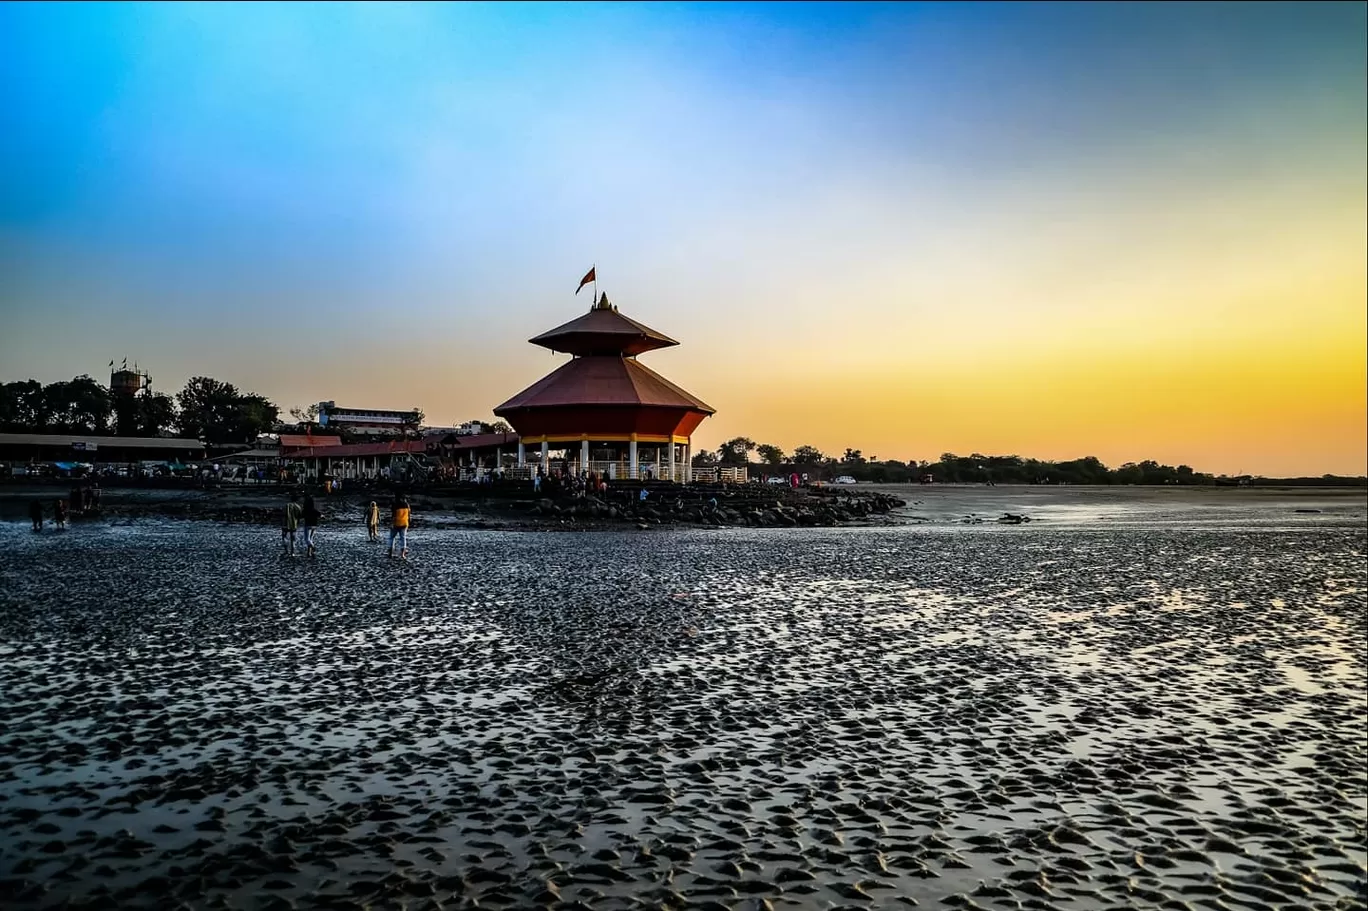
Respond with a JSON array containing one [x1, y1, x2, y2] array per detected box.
[[494, 293, 714, 482]]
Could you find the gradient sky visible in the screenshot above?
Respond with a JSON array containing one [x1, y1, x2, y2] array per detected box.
[[2, 1, 1364, 476]]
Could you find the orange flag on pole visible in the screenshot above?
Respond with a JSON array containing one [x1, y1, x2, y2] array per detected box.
[[575, 266, 596, 295]]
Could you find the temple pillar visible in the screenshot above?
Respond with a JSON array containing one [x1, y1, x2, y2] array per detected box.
[[540, 440, 549, 470], [655, 446, 662, 480], [666, 439, 676, 483], [517, 441, 525, 467], [629, 439, 638, 479], [580, 438, 590, 474], [684, 440, 692, 483]]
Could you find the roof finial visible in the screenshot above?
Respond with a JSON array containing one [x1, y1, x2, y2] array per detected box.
[[596, 291, 612, 311]]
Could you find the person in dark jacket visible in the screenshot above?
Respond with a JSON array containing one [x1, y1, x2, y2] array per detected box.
[[302, 494, 321, 557], [29, 499, 43, 532]]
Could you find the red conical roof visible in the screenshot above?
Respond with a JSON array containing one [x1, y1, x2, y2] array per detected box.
[[529, 297, 679, 357]]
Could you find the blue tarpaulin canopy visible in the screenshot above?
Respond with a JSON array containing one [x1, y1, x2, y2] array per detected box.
[[53, 462, 79, 471]]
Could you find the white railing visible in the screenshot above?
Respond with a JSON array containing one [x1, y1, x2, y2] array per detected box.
[[693, 466, 748, 484], [455, 462, 752, 484]]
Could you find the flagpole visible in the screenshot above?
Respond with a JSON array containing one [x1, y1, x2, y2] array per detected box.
[[593, 263, 597, 307]]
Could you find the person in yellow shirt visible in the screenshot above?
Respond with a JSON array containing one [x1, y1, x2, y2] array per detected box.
[[388, 495, 410, 559], [365, 501, 379, 542]]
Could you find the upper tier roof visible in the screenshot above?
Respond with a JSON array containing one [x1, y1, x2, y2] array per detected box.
[[529, 298, 679, 357], [493, 356, 714, 414]]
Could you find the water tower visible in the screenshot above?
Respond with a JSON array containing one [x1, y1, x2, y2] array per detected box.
[[110, 361, 152, 397]]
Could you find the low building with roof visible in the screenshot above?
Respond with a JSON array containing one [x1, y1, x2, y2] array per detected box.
[[281, 439, 430, 481], [494, 293, 714, 481]]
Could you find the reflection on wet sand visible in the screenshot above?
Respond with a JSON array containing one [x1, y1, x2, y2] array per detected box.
[[0, 513, 1364, 910]]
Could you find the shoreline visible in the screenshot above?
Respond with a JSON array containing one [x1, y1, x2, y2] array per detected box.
[[2, 482, 1364, 532]]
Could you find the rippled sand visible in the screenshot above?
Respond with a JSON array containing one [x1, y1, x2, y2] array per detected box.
[[1, 510, 1365, 910]]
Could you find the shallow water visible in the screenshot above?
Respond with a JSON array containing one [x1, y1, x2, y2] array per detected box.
[[1, 514, 1365, 911]]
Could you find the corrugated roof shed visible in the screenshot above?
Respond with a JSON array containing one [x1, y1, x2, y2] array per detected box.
[[0, 433, 203, 449], [287, 440, 427, 458], [278, 434, 342, 449]]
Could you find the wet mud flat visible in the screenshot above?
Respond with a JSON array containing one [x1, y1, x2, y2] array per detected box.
[[0, 520, 1365, 910]]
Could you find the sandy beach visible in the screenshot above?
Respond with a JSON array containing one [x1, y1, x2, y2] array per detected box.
[[1, 487, 1365, 910]]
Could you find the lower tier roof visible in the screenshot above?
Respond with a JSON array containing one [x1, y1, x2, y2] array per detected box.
[[494, 356, 714, 414]]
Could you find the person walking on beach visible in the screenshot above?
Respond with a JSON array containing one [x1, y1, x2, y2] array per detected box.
[[282, 492, 302, 556], [365, 500, 380, 542], [302, 494, 321, 557], [54, 498, 68, 531], [29, 499, 43, 532], [387, 495, 410, 559]]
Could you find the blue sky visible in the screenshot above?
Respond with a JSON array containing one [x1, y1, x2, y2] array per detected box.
[[2, 2, 1364, 473]]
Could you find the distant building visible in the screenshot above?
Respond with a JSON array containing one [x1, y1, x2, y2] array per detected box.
[[419, 421, 488, 436], [316, 402, 422, 435]]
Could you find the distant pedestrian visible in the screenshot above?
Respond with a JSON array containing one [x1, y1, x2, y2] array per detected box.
[[90, 481, 101, 510], [29, 499, 43, 532], [365, 500, 380, 542], [282, 492, 302, 556], [54, 499, 68, 530], [302, 494, 321, 557], [388, 495, 410, 559]]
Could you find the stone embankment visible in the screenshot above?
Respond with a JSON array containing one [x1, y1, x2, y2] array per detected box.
[[527, 487, 905, 528], [1, 483, 905, 530]]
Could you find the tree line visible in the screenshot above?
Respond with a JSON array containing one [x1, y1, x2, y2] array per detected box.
[[691, 437, 1364, 486], [1, 374, 511, 447], [0, 375, 279, 445]]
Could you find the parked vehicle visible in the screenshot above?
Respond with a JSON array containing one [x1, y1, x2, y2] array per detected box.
[[835, 475, 857, 485]]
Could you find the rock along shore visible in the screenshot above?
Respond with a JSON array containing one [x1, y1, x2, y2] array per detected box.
[[0, 481, 906, 531]]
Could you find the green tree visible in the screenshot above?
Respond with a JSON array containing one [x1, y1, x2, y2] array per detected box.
[[76, 377, 114, 432], [0, 380, 50, 431], [289, 403, 321, 425], [792, 445, 824, 464], [42, 376, 112, 433], [756, 444, 786, 466], [235, 393, 279, 443], [176, 377, 278, 444], [1114, 462, 1144, 485], [842, 448, 866, 466], [691, 448, 718, 467], [176, 377, 237, 441], [137, 393, 177, 437], [717, 437, 756, 465]]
